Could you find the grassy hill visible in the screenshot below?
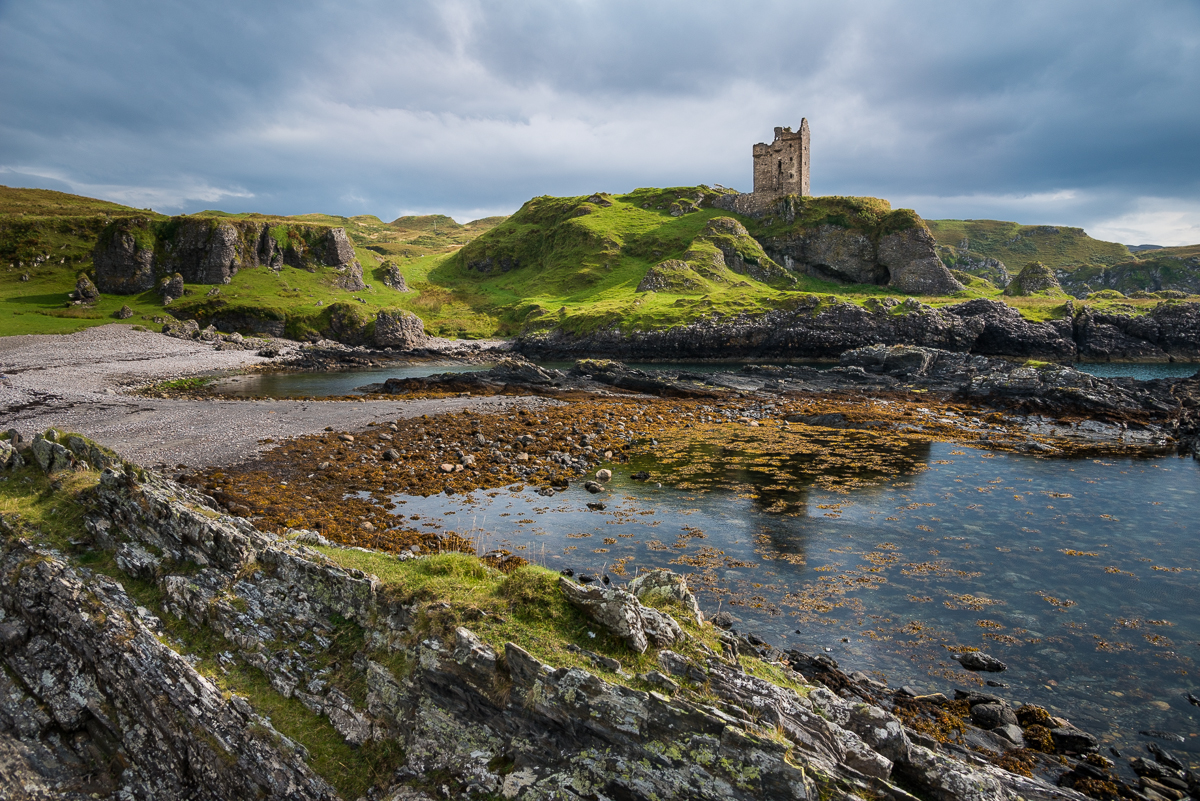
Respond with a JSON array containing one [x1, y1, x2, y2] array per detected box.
[[377, 188, 952, 338], [927, 219, 1133, 274]]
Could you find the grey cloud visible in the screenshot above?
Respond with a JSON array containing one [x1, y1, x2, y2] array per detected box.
[[1, 0, 1198, 242]]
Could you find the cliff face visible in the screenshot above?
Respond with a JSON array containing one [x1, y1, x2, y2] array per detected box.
[[92, 217, 361, 294], [715, 195, 965, 295]]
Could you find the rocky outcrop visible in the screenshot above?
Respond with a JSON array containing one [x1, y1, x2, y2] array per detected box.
[[714, 195, 964, 295], [1073, 301, 1200, 361], [93, 220, 156, 293], [323, 227, 355, 266], [92, 217, 361, 295], [1004, 262, 1064, 296], [0, 517, 338, 800], [635, 259, 703, 292], [691, 217, 795, 287], [373, 309, 427, 349], [157, 271, 184, 303], [879, 228, 965, 295], [521, 296, 1200, 363]]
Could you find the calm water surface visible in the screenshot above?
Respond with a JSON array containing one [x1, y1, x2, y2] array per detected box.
[[214, 358, 1199, 397], [211, 363, 491, 397], [378, 443, 1200, 760]]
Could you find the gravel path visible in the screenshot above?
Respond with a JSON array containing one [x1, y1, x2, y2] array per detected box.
[[0, 324, 538, 469]]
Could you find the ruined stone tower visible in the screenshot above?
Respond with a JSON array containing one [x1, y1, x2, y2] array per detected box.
[[752, 119, 810, 199]]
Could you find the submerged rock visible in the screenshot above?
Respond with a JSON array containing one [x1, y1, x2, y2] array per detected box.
[[956, 651, 1008, 672]]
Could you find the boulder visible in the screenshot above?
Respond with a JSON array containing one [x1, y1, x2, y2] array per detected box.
[[115, 304, 134, 319], [1050, 725, 1098, 754], [71, 273, 100, 304], [558, 577, 683, 653], [847, 703, 911, 764], [970, 703, 1018, 730], [1004, 261, 1064, 296], [29, 431, 75, 474], [157, 272, 184, 303], [373, 309, 427, 349], [381, 262, 408, 291], [559, 577, 649, 653], [162, 319, 200, 340], [0, 439, 24, 471], [627, 568, 703, 625]]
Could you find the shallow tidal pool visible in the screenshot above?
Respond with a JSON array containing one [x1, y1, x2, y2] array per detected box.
[[385, 441, 1200, 760]]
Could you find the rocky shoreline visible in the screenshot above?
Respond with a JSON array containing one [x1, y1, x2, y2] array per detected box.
[[515, 298, 1200, 363], [4, 438, 1190, 800], [368, 347, 1200, 457]]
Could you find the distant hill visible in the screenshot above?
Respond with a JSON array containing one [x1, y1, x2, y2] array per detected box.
[[927, 219, 1132, 283], [927, 218, 1200, 298]]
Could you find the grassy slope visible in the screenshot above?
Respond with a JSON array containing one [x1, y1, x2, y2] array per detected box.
[[380, 189, 1163, 335], [0, 186, 170, 334], [927, 219, 1133, 272]]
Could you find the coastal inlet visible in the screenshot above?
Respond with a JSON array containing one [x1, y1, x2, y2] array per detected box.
[[192, 396, 1200, 766]]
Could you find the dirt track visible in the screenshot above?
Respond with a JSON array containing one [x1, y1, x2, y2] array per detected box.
[[0, 324, 538, 469]]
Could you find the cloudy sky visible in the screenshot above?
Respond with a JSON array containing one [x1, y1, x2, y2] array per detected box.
[[2, 1, 1198, 244]]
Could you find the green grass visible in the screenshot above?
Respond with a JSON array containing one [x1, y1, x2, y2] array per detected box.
[[314, 548, 725, 684]]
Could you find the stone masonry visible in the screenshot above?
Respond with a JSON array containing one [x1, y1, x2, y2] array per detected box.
[[754, 119, 810, 199]]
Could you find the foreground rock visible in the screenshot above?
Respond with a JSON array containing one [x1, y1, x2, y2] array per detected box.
[[0, 448, 1107, 800]]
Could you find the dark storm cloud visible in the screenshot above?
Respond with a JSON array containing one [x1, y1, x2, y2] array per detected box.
[[2, 0, 1198, 242]]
